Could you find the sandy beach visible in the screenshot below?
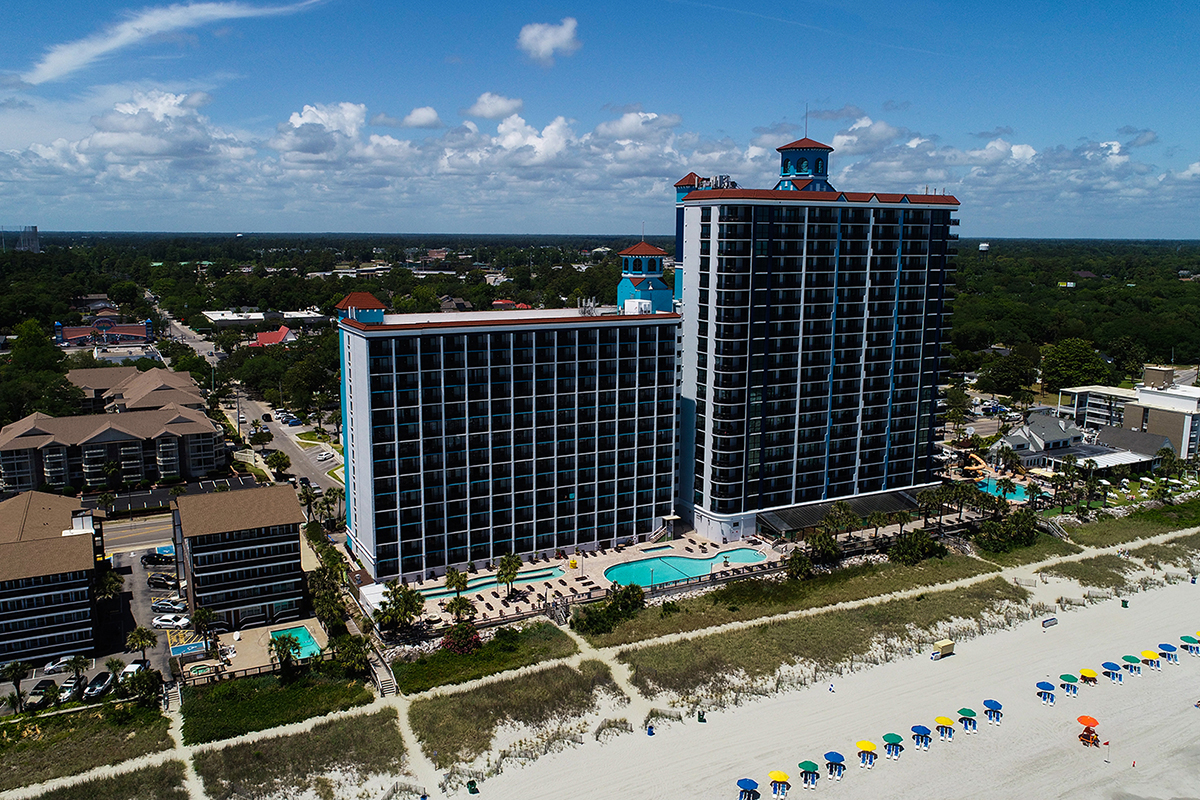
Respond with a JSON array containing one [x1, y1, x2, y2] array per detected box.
[[481, 578, 1200, 800]]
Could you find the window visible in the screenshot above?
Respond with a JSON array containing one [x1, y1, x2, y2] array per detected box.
[[799, 158, 809, 172], [816, 158, 824, 174], [782, 158, 791, 173]]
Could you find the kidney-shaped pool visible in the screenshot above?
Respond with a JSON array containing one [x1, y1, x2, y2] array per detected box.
[[603, 547, 766, 587]]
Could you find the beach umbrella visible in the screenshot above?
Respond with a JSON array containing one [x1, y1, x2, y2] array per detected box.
[[1059, 674, 1078, 683], [1079, 668, 1098, 679], [856, 740, 877, 752], [738, 779, 759, 792], [823, 752, 844, 764], [1182, 636, 1199, 645], [1159, 643, 1177, 652], [934, 716, 955, 727], [798, 761, 820, 773], [911, 725, 932, 735], [1121, 655, 1141, 665], [882, 733, 904, 744], [983, 700, 1002, 711], [957, 708, 976, 718], [1101, 661, 1122, 671], [1140, 650, 1159, 660], [768, 771, 790, 783], [1077, 715, 1098, 727], [1035, 681, 1055, 691]]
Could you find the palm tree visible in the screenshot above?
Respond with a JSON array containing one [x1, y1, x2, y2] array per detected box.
[[916, 489, 941, 528], [1083, 476, 1100, 508], [105, 657, 126, 677], [93, 563, 125, 603], [996, 477, 1017, 505], [444, 566, 468, 597], [271, 633, 301, 674], [445, 595, 476, 622], [1026, 483, 1046, 511], [66, 654, 90, 685], [891, 510, 913, 536], [496, 552, 523, 597], [193, 607, 214, 653], [326, 486, 345, 521], [126, 626, 158, 662], [298, 485, 317, 518], [1, 661, 31, 713], [98, 492, 116, 514], [865, 510, 891, 539]]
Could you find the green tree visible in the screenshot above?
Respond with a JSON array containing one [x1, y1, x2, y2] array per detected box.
[[93, 562, 125, 604], [444, 566, 468, 597], [329, 634, 371, 676], [888, 530, 948, 566], [126, 626, 158, 662], [193, 607, 214, 653], [249, 427, 274, 451], [66, 654, 90, 684], [265, 450, 291, 474], [373, 580, 425, 631], [1040, 338, 1110, 393], [105, 657, 127, 677], [271, 633, 302, 675], [785, 549, 812, 580], [495, 552, 523, 597], [445, 595, 476, 622], [1, 661, 31, 713], [865, 510, 891, 538], [298, 485, 317, 518], [805, 528, 841, 564]]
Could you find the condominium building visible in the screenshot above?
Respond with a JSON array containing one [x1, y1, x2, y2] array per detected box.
[[1062, 366, 1200, 458], [337, 293, 679, 581], [68, 367, 205, 414], [675, 137, 959, 543], [0, 405, 224, 493], [173, 485, 305, 629], [0, 493, 104, 663]]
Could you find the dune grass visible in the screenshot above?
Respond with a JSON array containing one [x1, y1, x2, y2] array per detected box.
[[409, 661, 614, 769], [30, 762, 188, 800], [620, 577, 1029, 699], [193, 709, 403, 800], [1130, 531, 1200, 570], [180, 674, 372, 745], [1065, 497, 1200, 547], [1036, 554, 1138, 588], [584, 554, 997, 648], [0, 705, 172, 792], [978, 533, 1083, 567], [393, 622, 577, 694]]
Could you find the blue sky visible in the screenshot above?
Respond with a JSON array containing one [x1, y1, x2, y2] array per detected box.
[[1, 0, 1198, 236]]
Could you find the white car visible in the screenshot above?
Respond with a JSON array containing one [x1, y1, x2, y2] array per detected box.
[[152, 614, 191, 630], [44, 656, 73, 674], [316, 451, 334, 461]]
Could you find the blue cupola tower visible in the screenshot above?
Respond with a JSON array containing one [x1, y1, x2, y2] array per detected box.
[[616, 242, 673, 314], [773, 137, 836, 192]]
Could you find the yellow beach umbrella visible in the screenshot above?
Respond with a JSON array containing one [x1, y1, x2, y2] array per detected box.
[[1140, 650, 1159, 660], [855, 740, 876, 752], [768, 771, 790, 783], [1079, 668, 1097, 679], [934, 716, 955, 726]]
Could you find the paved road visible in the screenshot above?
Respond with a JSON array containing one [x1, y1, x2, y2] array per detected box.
[[232, 392, 344, 493], [102, 513, 175, 554]]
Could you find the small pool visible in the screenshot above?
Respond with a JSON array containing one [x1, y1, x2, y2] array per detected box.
[[417, 566, 567, 600], [642, 544, 674, 553], [271, 625, 321, 659], [604, 547, 766, 587], [976, 478, 1027, 501]]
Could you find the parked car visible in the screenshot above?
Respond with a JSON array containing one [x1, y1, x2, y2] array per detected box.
[[43, 656, 72, 674], [120, 660, 149, 682], [25, 679, 59, 710], [83, 671, 114, 700], [151, 598, 188, 613], [61, 673, 89, 701], [297, 476, 310, 487], [147, 573, 179, 590], [261, 413, 272, 422], [316, 451, 333, 462], [152, 614, 191, 630], [141, 551, 174, 567], [288, 418, 303, 427]]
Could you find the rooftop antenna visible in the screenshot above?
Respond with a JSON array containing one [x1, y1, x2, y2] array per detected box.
[[641, 222, 645, 242], [805, 103, 808, 138]]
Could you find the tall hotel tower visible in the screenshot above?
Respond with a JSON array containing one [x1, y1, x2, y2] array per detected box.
[[336, 293, 679, 581], [676, 138, 959, 543]]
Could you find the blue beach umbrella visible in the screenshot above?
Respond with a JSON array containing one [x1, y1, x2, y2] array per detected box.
[[737, 779, 759, 792], [1101, 661, 1122, 671], [911, 725, 931, 736], [1036, 681, 1055, 691], [1158, 643, 1177, 652], [983, 699, 1002, 711], [823, 752, 844, 764]]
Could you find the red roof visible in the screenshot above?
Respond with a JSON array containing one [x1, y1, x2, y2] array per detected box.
[[250, 326, 292, 347], [334, 292, 387, 311], [680, 188, 959, 206], [777, 137, 834, 152], [619, 242, 668, 257], [674, 172, 702, 187]]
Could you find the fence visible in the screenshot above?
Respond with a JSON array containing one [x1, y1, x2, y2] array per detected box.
[[378, 779, 427, 800], [177, 650, 335, 687]]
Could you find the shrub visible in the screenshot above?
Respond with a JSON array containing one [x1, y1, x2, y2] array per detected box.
[[888, 530, 948, 566], [571, 584, 645, 635], [441, 622, 481, 655], [785, 549, 812, 580]]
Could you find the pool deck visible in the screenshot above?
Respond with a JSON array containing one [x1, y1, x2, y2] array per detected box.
[[212, 617, 330, 674]]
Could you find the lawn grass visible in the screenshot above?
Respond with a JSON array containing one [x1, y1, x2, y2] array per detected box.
[[30, 762, 188, 800], [584, 554, 998, 648], [409, 661, 614, 769], [1130, 531, 1200, 570], [193, 709, 403, 800], [1064, 497, 1200, 548], [298, 431, 331, 443], [180, 674, 372, 745], [0, 704, 172, 792], [393, 622, 577, 694], [978, 533, 1083, 567], [620, 577, 1029, 698], [1036, 554, 1137, 588]]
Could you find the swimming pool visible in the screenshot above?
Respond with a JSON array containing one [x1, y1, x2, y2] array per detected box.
[[271, 625, 321, 659], [976, 478, 1027, 501], [417, 566, 567, 600], [604, 547, 766, 587]]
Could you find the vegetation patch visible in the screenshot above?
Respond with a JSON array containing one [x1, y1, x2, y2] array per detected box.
[[1037, 554, 1138, 588], [393, 622, 577, 694], [584, 555, 997, 648], [1131, 531, 1200, 570], [180, 674, 372, 745], [30, 761, 188, 800], [620, 577, 1028, 698], [409, 661, 613, 769], [978, 532, 1083, 567], [1065, 497, 1200, 547], [0, 704, 172, 792], [193, 709, 403, 800]]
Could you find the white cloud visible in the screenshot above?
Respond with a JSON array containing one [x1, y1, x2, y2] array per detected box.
[[286, 102, 365, 137], [594, 111, 681, 140], [463, 92, 523, 119], [21, 1, 322, 85], [399, 106, 444, 129], [517, 17, 581, 65]]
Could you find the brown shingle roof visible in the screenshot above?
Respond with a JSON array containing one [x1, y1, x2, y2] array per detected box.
[[174, 485, 305, 539], [67, 366, 139, 394], [0, 405, 220, 451], [105, 369, 202, 410], [0, 492, 97, 582]]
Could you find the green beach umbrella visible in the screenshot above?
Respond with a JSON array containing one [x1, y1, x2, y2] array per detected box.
[[1181, 635, 1198, 645], [1059, 674, 1078, 683], [882, 733, 904, 744], [798, 761, 820, 773], [1121, 655, 1141, 664], [957, 707, 977, 717]]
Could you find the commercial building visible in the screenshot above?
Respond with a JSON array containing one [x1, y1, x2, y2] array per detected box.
[[1061, 366, 1200, 458], [172, 485, 305, 630], [1058, 384, 1136, 429], [55, 318, 155, 346], [337, 293, 678, 581], [0, 405, 224, 493], [675, 137, 959, 543], [0, 493, 104, 663]]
